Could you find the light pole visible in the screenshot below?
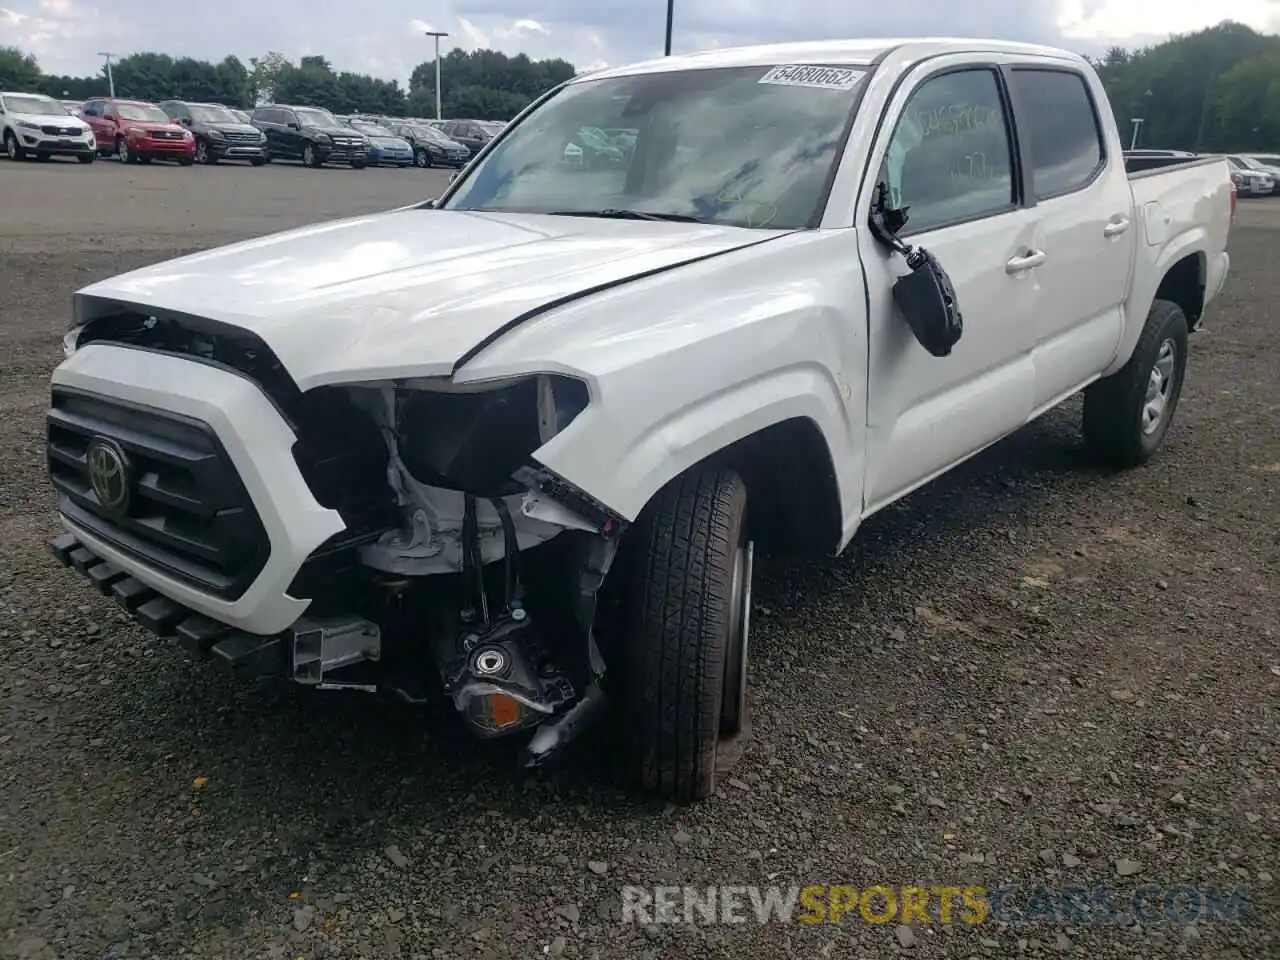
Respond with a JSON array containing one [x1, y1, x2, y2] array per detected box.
[[97, 52, 116, 98], [1129, 118, 1144, 150], [423, 30, 448, 120], [664, 0, 674, 55]]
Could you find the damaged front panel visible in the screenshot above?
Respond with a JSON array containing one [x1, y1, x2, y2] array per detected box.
[[64, 304, 630, 763]]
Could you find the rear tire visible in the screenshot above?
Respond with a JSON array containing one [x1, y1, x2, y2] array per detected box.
[[1083, 298, 1189, 468], [622, 467, 752, 802]]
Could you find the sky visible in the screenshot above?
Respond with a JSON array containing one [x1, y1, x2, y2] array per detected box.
[[2, 0, 1279, 86]]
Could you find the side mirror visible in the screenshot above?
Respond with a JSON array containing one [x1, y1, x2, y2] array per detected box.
[[287, 122, 299, 130], [181, 117, 192, 126]]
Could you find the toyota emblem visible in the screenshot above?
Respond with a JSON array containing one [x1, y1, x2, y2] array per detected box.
[[86, 437, 132, 515]]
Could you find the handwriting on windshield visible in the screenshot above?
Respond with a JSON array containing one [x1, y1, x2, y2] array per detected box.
[[914, 102, 1003, 139]]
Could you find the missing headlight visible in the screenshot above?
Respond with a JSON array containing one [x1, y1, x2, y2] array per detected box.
[[396, 374, 588, 497]]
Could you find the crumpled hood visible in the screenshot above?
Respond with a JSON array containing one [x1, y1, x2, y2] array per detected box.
[[74, 209, 780, 390]]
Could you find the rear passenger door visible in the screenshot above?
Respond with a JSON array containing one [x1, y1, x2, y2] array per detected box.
[[1007, 65, 1134, 409]]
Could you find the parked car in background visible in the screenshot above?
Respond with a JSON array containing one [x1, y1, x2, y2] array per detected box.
[[160, 100, 267, 166], [1220, 155, 1274, 196], [81, 98, 195, 165], [438, 119, 502, 155], [344, 119, 413, 167], [251, 104, 369, 168], [1233, 153, 1280, 184], [0, 91, 96, 162], [390, 120, 469, 167]]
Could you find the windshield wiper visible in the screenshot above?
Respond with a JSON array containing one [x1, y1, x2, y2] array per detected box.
[[548, 208, 707, 223]]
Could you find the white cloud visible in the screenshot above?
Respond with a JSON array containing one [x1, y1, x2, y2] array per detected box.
[[0, 0, 1275, 87]]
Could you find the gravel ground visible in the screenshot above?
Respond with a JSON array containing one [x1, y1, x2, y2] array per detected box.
[[0, 162, 1276, 960]]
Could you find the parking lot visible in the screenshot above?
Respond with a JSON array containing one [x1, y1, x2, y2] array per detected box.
[[1, 161, 1277, 959]]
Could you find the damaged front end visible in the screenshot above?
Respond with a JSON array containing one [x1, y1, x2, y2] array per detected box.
[[311, 373, 625, 765], [57, 310, 625, 766]]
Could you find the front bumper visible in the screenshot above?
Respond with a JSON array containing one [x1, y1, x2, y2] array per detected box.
[[50, 343, 344, 635], [371, 147, 413, 166], [18, 129, 95, 155], [134, 136, 195, 158], [211, 139, 266, 160], [316, 142, 367, 164]]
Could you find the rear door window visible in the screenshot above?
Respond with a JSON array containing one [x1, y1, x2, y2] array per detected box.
[[1011, 69, 1106, 199]]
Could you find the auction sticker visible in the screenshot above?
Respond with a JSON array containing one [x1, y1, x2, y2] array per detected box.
[[758, 64, 863, 91]]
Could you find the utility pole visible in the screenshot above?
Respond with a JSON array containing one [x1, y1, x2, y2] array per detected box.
[[423, 30, 448, 120], [96, 52, 116, 98], [1129, 118, 1144, 150], [664, 0, 674, 56]]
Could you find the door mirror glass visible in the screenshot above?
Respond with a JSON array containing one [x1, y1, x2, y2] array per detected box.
[[287, 122, 299, 130]]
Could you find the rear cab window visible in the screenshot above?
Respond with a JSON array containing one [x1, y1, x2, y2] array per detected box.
[[1009, 68, 1105, 199]]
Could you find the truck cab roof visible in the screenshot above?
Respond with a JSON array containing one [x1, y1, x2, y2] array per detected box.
[[579, 37, 1085, 83]]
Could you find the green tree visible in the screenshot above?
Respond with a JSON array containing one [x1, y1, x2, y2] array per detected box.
[[0, 45, 41, 90], [408, 47, 575, 119], [1096, 20, 1280, 151], [249, 51, 291, 105]]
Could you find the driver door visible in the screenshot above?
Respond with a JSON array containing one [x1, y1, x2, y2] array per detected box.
[[858, 60, 1042, 512]]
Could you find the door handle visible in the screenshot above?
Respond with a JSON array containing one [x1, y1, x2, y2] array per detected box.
[[1005, 249, 1047, 273], [1103, 218, 1131, 237]]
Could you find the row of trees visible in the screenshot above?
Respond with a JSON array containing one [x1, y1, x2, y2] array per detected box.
[[1090, 21, 1279, 151], [1, 22, 1276, 142], [0, 46, 575, 120]]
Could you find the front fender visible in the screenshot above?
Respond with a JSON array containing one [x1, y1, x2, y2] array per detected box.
[[455, 230, 868, 529]]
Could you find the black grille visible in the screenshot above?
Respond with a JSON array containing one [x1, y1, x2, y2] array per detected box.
[[46, 387, 270, 600], [41, 125, 80, 136], [223, 130, 260, 143]]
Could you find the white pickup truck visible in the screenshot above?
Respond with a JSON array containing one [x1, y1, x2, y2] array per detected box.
[[49, 38, 1232, 801]]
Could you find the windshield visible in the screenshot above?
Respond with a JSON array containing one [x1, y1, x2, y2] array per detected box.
[[295, 107, 338, 128], [350, 121, 390, 136], [442, 64, 866, 229], [230, 109, 250, 122], [417, 125, 452, 143], [3, 94, 65, 115], [1250, 155, 1280, 166], [189, 104, 237, 123], [117, 103, 171, 123]]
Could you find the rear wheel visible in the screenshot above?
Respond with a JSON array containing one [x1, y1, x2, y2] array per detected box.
[[1083, 299, 1189, 467], [622, 467, 753, 802]]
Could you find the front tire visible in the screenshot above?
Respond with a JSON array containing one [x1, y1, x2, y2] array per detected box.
[[303, 143, 320, 168], [1083, 298, 1189, 468], [622, 468, 752, 802], [3, 130, 23, 160], [196, 139, 215, 164], [77, 153, 94, 164], [117, 137, 134, 163], [415, 148, 431, 168]]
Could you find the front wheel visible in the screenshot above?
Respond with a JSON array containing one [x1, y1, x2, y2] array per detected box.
[[196, 139, 215, 164], [77, 153, 94, 164], [303, 143, 320, 167], [414, 148, 431, 168], [1083, 298, 1189, 468], [177, 156, 193, 166], [622, 468, 753, 802], [3, 130, 23, 160], [116, 137, 134, 163], [351, 160, 367, 170]]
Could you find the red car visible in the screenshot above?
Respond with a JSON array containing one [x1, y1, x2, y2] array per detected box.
[[80, 98, 195, 165]]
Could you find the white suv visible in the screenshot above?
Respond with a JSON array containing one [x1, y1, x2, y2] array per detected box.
[[0, 91, 96, 163]]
